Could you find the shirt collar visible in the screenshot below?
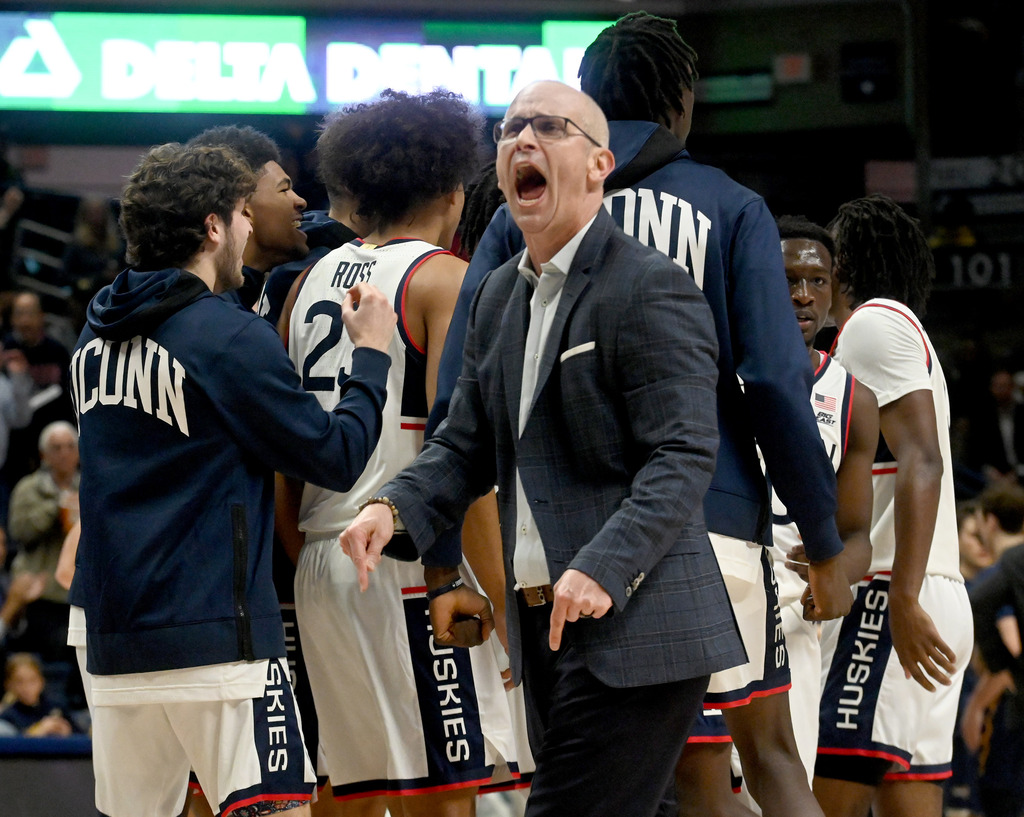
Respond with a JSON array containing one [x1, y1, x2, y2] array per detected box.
[[517, 213, 599, 287]]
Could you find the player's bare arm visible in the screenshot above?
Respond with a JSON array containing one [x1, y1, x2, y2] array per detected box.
[[881, 388, 956, 690], [274, 473, 306, 566], [804, 555, 854, 621], [403, 251, 466, 410], [410, 251, 508, 653], [460, 492, 509, 660], [275, 263, 310, 343]]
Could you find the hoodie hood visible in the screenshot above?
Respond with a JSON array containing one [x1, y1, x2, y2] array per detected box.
[[87, 267, 211, 341], [604, 121, 687, 193], [300, 210, 359, 251]]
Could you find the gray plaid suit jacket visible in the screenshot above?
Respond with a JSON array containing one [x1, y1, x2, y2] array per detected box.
[[386, 207, 745, 688]]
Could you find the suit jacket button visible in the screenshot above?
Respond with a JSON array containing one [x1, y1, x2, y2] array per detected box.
[[625, 586, 632, 597]]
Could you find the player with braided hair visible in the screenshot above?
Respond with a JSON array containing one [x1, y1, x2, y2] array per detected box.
[[582, 15, 843, 817], [828, 194, 933, 316], [455, 163, 504, 260], [577, 10, 698, 130], [815, 195, 971, 817]]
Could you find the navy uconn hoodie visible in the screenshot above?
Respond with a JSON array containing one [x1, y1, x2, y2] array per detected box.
[[69, 267, 389, 675]]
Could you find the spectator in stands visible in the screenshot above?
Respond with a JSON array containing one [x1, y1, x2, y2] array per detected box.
[[62, 197, 121, 291], [0, 526, 47, 654], [0, 652, 78, 737], [0, 340, 32, 525], [963, 366, 1024, 485], [0, 135, 25, 290], [964, 484, 1024, 817], [0, 186, 22, 233], [2, 291, 76, 487], [62, 196, 123, 333], [7, 421, 79, 664], [957, 501, 994, 583], [946, 501, 994, 817]]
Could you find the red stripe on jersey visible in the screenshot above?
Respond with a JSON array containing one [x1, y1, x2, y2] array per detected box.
[[334, 776, 493, 801], [883, 770, 951, 782], [842, 377, 855, 458], [707, 682, 792, 709], [816, 747, 910, 768], [479, 779, 533, 793], [399, 249, 452, 355]]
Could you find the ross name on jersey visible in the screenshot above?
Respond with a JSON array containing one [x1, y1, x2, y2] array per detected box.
[[331, 258, 377, 290]]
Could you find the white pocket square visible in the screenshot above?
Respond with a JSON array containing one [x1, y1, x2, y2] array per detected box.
[[560, 341, 596, 362]]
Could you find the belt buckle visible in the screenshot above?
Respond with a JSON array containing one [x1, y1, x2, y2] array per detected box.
[[522, 584, 552, 607]]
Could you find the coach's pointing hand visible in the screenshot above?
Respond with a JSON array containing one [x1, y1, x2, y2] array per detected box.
[[549, 569, 612, 651], [339, 501, 395, 591]]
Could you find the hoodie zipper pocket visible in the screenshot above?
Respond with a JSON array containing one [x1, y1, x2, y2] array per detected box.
[[231, 504, 255, 661]]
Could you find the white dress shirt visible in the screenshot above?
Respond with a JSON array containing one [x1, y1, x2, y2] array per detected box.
[[512, 215, 598, 590]]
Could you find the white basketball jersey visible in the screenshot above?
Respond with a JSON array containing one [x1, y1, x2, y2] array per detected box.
[[832, 298, 961, 581], [288, 237, 451, 537], [771, 352, 856, 604]]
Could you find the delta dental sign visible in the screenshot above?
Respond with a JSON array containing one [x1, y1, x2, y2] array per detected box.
[[0, 13, 608, 115]]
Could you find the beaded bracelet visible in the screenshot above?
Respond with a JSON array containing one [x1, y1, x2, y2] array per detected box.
[[356, 496, 399, 520], [425, 577, 464, 601]]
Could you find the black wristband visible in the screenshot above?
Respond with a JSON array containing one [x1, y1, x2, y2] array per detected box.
[[425, 577, 464, 601]]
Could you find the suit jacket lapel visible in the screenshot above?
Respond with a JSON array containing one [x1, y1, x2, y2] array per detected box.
[[525, 209, 612, 423], [501, 271, 531, 435]]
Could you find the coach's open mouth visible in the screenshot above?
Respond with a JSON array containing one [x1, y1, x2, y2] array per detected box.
[[515, 165, 547, 202]]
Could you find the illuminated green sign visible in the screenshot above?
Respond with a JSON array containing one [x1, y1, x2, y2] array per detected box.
[[0, 13, 610, 115]]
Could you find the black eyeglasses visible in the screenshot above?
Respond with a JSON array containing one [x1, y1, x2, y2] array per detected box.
[[493, 115, 602, 147]]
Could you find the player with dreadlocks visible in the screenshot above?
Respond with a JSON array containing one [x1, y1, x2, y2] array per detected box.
[[423, 12, 853, 817], [829, 194, 933, 315], [582, 14, 845, 817], [454, 163, 504, 260], [576, 10, 698, 131], [814, 195, 971, 817]]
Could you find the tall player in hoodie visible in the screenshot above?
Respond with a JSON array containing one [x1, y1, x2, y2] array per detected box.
[[423, 13, 851, 817]]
